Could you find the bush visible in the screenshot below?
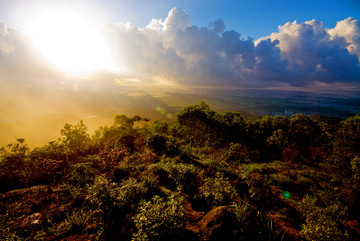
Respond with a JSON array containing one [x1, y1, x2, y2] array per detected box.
[[351, 156, 360, 181], [67, 162, 96, 188], [132, 195, 187, 241], [64, 208, 96, 233], [197, 172, 238, 207], [245, 172, 273, 207], [232, 201, 252, 232], [60, 120, 91, 153], [297, 196, 349, 241], [151, 159, 197, 193], [147, 134, 180, 156], [151, 120, 169, 135], [92, 114, 148, 151], [0, 138, 29, 192], [226, 143, 253, 164], [147, 133, 167, 155], [332, 115, 360, 169], [87, 176, 152, 240], [231, 201, 286, 241]]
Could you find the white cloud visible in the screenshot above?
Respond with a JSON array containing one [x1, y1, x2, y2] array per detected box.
[[102, 8, 360, 88], [0, 22, 15, 54], [0, 22, 61, 79], [162, 7, 191, 31], [327, 17, 360, 59], [260, 18, 360, 85], [0, 8, 359, 89]]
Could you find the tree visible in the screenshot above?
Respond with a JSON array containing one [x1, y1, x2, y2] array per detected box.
[[175, 101, 246, 147], [332, 114, 360, 170], [60, 120, 91, 153], [175, 101, 217, 146], [0, 138, 29, 191]]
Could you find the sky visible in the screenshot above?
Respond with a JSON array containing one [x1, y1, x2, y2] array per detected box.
[[0, 0, 359, 90], [2, 0, 360, 39]]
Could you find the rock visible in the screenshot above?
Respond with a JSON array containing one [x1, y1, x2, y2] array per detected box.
[[198, 206, 236, 241]]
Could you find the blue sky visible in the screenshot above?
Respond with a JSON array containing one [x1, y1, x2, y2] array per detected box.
[[0, 0, 359, 90], [1, 0, 360, 39]]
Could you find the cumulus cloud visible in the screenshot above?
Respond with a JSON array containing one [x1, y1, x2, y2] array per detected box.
[[0, 22, 60, 79], [0, 22, 15, 55], [162, 7, 191, 31], [328, 17, 360, 58], [259, 18, 360, 85], [0, 8, 359, 89], [101, 8, 360, 88]]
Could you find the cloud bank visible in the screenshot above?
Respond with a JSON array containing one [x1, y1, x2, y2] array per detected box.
[[1, 7, 360, 89], [0, 23, 59, 79]]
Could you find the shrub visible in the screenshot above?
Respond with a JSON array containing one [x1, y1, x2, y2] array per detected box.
[[132, 195, 187, 241], [332, 115, 360, 169], [164, 136, 180, 156], [0, 138, 29, 192], [226, 143, 253, 164], [245, 172, 273, 207], [232, 201, 252, 232], [92, 114, 148, 151], [64, 208, 96, 233], [60, 120, 91, 153], [232, 201, 286, 241], [112, 165, 131, 182], [29, 141, 66, 161], [147, 133, 167, 155], [67, 162, 96, 188], [87, 176, 152, 240], [351, 156, 360, 181], [151, 120, 169, 135], [151, 159, 197, 193], [297, 195, 349, 241], [197, 172, 238, 207], [147, 134, 180, 156]]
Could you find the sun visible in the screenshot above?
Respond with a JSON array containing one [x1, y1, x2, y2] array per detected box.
[[28, 11, 117, 74]]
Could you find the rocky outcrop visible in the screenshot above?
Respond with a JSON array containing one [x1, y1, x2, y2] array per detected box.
[[198, 206, 236, 241]]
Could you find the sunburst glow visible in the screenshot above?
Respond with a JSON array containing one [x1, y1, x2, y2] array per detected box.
[[29, 11, 117, 74]]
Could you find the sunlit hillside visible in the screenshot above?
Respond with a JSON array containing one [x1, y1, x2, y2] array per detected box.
[[0, 0, 360, 240], [1, 102, 359, 240]]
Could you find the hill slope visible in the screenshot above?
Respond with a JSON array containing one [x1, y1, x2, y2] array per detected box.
[[1, 102, 359, 240]]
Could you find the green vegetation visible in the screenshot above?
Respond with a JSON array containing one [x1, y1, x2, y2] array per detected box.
[[0, 102, 359, 240]]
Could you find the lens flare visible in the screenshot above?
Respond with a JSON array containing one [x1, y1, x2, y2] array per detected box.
[[282, 191, 291, 200]]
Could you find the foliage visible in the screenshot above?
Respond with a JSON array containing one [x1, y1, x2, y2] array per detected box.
[[29, 140, 66, 161], [226, 143, 258, 164], [60, 120, 91, 153], [297, 196, 349, 241], [332, 115, 360, 170], [351, 156, 360, 181], [146, 134, 180, 156], [1, 102, 359, 240], [86, 176, 152, 240], [176, 101, 246, 147], [197, 172, 238, 207], [93, 114, 149, 151], [232, 201, 286, 241], [132, 195, 187, 241], [150, 159, 197, 193], [64, 208, 96, 233], [151, 120, 169, 135], [0, 138, 29, 191], [146, 133, 167, 155], [67, 162, 96, 188]]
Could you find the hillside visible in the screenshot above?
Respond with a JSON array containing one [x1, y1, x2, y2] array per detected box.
[[0, 101, 359, 240]]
